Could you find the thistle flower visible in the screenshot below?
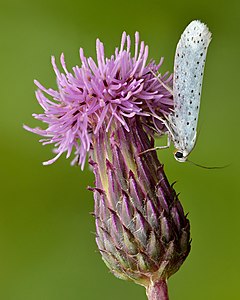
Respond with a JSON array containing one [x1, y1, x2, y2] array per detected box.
[[24, 32, 173, 170], [25, 32, 191, 300]]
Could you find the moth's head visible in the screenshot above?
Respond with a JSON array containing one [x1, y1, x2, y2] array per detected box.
[[174, 150, 188, 162]]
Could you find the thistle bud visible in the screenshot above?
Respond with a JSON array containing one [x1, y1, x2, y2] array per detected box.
[[90, 118, 190, 298]]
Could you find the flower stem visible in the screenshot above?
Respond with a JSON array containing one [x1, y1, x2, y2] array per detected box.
[[146, 280, 169, 300]]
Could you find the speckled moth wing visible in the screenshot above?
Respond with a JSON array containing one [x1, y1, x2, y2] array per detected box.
[[172, 20, 212, 153]]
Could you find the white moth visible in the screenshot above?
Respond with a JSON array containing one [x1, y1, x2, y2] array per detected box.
[[153, 20, 212, 162]]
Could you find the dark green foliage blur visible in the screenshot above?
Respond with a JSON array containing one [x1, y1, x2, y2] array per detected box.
[[1, 0, 239, 299]]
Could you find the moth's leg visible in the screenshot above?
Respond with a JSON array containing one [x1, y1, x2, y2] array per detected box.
[[139, 132, 171, 155], [149, 113, 175, 139], [150, 69, 174, 95]]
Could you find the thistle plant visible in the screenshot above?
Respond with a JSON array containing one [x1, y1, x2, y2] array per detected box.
[[25, 32, 191, 300]]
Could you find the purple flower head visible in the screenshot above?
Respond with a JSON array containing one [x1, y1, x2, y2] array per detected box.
[[24, 32, 173, 169], [25, 31, 191, 299]]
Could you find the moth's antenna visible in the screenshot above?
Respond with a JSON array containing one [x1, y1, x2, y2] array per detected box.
[[187, 160, 230, 169]]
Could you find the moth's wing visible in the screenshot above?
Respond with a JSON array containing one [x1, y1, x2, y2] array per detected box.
[[172, 20, 211, 153]]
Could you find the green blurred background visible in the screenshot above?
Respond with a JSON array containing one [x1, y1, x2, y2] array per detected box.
[[1, 0, 239, 299]]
